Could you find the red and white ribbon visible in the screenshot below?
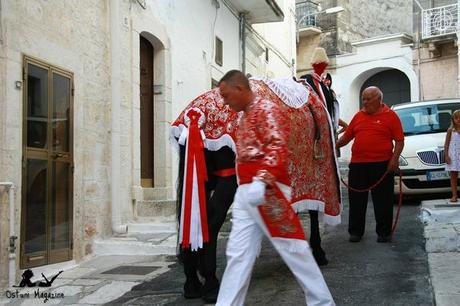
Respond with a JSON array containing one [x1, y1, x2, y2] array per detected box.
[[179, 108, 209, 250]]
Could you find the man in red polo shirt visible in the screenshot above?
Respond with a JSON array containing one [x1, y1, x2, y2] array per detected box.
[[336, 86, 404, 243]]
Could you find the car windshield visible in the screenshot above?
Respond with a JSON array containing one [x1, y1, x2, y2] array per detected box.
[[394, 102, 460, 136]]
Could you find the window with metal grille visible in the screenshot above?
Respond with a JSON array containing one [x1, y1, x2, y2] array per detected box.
[[215, 36, 223, 66]]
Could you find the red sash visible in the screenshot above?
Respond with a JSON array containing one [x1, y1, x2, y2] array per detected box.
[[258, 184, 306, 240]]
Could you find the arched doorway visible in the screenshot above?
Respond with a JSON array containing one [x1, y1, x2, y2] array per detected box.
[[360, 69, 410, 107], [140, 36, 154, 187]]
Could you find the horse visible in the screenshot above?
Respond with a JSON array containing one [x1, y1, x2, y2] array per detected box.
[[170, 77, 341, 300]]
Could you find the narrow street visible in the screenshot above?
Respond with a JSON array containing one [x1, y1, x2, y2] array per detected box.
[[110, 198, 434, 306]]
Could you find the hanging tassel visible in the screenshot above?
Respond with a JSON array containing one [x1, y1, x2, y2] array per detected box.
[[179, 108, 209, 250]]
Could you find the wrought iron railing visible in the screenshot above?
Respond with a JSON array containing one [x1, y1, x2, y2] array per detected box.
[[296, 0, 320, 29], [422, 3, 458, 39]]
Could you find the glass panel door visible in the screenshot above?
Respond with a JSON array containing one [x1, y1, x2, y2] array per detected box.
[[24, 159, 48, 267], [27, 65, 48, 149], [49, 72, 72, 263], [22, 59, 73, 268]]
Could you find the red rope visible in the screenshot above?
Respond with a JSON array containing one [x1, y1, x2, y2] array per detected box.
[[340, 172, 403, 241]]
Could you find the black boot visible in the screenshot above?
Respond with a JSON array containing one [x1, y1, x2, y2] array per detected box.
[[202, 275, 219, 303], [184, 277, 202, 299]]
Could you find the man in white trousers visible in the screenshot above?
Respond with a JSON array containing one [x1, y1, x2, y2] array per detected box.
[[216, 70, 335, 306]]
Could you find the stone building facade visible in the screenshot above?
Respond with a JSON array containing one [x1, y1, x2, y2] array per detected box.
[[0, 0, 295, 288], [296, 0, 412, 75], [296, 0, 459, 160], [414, 0, 459, 100]]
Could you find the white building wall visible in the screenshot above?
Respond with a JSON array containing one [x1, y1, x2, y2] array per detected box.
[[251, 0, 296, 78], [0, 0, 296, 287], [332, 35, 419, 161], [0, 0, 112, 286], [128, 0, 241, 206]]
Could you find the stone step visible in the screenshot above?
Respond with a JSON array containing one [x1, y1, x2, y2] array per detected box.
[[93, 233, 177, 256], [142, 187, 172, 201], [422, 199, 460, 253], [136, 200, 176, 218], [127, 222, 177, 234]]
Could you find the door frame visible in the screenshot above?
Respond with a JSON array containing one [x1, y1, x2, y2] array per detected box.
[[21, 55, 74, 268]]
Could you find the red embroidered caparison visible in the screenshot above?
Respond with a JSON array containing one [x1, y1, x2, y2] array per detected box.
[[171, 79, 341, 246]]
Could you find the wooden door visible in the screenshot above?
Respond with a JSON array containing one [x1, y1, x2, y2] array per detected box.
[[140, 36, 154, 187]]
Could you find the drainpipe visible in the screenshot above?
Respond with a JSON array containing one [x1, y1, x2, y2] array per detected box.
[[110, 0, 127, 234], [239, 12, 246, 73], [0, 182, 16, 287]]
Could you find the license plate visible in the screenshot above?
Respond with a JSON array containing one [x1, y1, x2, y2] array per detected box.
[[426, 171, 450, 181]]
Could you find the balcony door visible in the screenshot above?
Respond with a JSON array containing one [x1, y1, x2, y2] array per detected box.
[[21, 57, 73, 268]]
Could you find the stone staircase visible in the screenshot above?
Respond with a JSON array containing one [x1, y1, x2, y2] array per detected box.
[[94, 192, 179, 256], [93, 218, 178, 256]]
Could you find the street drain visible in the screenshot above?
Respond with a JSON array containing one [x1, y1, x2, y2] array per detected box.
[[101, 266, 159, 275], [434, 204, 460, 208]]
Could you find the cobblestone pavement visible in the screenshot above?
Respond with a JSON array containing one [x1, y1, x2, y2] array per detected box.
[[110, 200, 434, 306], [0, 199, 434, 306]]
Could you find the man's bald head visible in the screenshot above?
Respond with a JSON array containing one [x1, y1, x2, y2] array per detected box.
[[218, 70, 253, 112], [218, 70, 250, 89], [363, 86, 383, 101], [361, 86, 384, 115]]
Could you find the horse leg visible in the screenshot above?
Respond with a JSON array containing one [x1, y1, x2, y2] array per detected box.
[[199, 175, 237, 303], [309, 210, 328, 266], [176, 144, 202, 298]]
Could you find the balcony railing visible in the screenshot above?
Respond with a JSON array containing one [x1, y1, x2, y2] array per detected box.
[[296, 0, 320, 29], [422, 3, 458, 40]]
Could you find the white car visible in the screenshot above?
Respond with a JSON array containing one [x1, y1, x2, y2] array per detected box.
[[392, 99, 460, 195]]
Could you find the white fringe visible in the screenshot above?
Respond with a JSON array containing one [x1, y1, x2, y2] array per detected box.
[[323, 214, 342, 226], [292, 199, 325, 213], [204, 134, 237, 153], [251, 76, 310, 109], [292, 199, 342, 226], [169, 132, 180, 153], [171, 124, 237, 153]]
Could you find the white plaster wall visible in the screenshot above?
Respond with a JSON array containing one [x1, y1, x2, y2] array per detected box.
[[129, 0, 240, 203], [0, 0, 297, 285], [332, 36, 419, 161], [0, 0, 111, 286], [252, 0, 296, 78], [129, 0, 296, 202]]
